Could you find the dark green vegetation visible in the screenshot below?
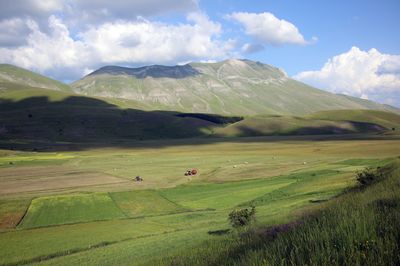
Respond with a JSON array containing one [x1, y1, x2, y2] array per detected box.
[[228, 206, 256, 228], [152, 159, 400, 265]]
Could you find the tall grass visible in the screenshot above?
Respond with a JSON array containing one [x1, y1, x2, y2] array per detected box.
[[157, 159, 400, 265]]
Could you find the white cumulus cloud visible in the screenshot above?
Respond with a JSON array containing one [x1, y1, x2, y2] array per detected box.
[[228, 12, 309, 46], [294, 47, 400, 106], [0, 13, 233, 81]]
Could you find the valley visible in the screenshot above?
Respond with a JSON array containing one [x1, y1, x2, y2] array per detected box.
[[0, 136, 399, 265], [0, 61, 399, 265]]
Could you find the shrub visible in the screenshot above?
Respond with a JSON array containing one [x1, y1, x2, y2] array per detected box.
[[356, 167, 384, 186], [228, 206, 256, 228]]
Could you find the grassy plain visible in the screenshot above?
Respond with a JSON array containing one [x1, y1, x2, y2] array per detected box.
[[0, 136, 399, 265], [156, 159, 400, 266]]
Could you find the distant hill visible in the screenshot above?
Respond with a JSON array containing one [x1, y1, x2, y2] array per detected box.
[[212, 115, 386, 137], [0, 85, 219, 147], [0, 64, 71, 92], [309, 110, 400, 131], [72, 59, 399, 116]]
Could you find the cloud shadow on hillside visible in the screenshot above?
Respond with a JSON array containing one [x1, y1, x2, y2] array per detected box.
[[0, 95, 392, 152]]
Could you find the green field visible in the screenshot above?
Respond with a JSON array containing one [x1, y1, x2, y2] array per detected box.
[[0, 134, 399, 265], [155, 159, 400, 265], [20, 193, 126, 228]]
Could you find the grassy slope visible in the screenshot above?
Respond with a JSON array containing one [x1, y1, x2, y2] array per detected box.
[[156, 159, 400, 266], [0, 64, 71, 92], [309, 109, 400, 130], [213, 114, 386, 137], [1, 84, 397, 145], [0, 85, 219, 142]]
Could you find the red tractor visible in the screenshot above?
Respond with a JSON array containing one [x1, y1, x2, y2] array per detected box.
[[184, 169, 198, 176]]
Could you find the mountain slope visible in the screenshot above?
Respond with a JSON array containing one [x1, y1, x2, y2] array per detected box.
[[309, 109, 400, 130], [0, 64, 71, 92], [212, 115, 386, 137], [72, 59, 398, 116], [0, 84, 219, 147]]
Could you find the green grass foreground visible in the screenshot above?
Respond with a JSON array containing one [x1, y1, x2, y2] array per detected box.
[[156, 159, 400, 265]]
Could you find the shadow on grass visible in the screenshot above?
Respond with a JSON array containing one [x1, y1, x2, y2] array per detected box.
[[208, 229, 231, 236], [0, 95, 395, 152]]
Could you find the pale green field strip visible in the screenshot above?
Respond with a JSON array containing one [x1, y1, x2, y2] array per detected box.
[[0, 153, 74, 168], [19, 193, 126, 228], [159, 176, 296, 210], [0, 210, 221, 266], [34, 227, 212, 266], [109, 190, 188, 217]]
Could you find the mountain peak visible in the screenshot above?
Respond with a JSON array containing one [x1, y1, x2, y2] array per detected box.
[[88, 64, 199, 79]]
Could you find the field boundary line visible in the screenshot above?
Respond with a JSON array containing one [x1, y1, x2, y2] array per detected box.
[[107, 192, 129, 218], [156, 190, 192, 212], [14, 197, 33, 228]]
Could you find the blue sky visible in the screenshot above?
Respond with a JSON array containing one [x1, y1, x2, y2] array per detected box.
[[196, 0, 400, 75], [0, 0, 399, 106]]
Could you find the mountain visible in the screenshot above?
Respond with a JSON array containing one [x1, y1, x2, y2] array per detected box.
[[0, 64, 71, 92], [72, 59, 398, 116]]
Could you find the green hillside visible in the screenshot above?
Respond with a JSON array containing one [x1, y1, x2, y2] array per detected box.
[[0, 64, 71, 92], [0, 85, 218, 145], [212, 115, 386, 137], [0, 85, 395, 148], [72, 59, 398, 116], [309, 109, 400, 130]]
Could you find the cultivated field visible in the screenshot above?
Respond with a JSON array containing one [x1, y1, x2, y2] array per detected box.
[[0, 135, 399, 265]]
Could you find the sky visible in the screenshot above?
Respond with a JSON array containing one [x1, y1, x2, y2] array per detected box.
[[0, 0, 399, 106]]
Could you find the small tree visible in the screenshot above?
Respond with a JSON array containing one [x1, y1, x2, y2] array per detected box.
[[228, 206, 256, 228], [356, 167, 384, 186]]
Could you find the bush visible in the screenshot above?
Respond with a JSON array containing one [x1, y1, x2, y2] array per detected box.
[[228, 206, 256, 228], [356, 167, 384, 186]]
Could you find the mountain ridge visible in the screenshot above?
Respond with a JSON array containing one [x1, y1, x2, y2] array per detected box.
[[72, 59, 399, 116], [0, 64, 71, 92]]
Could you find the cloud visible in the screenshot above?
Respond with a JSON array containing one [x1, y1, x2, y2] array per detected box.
[[294, 47, 400, 106], [0, 18, 32, 47], [80, 12, 231, 64], [0, 16, 88, 80], [0, 13, 233, 81], [241, 43, 264, 54], [0, 0, 63, 20], [64, 0, 198, 23], [0, 0, 198, 24], [228, 12, 309, 46]]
